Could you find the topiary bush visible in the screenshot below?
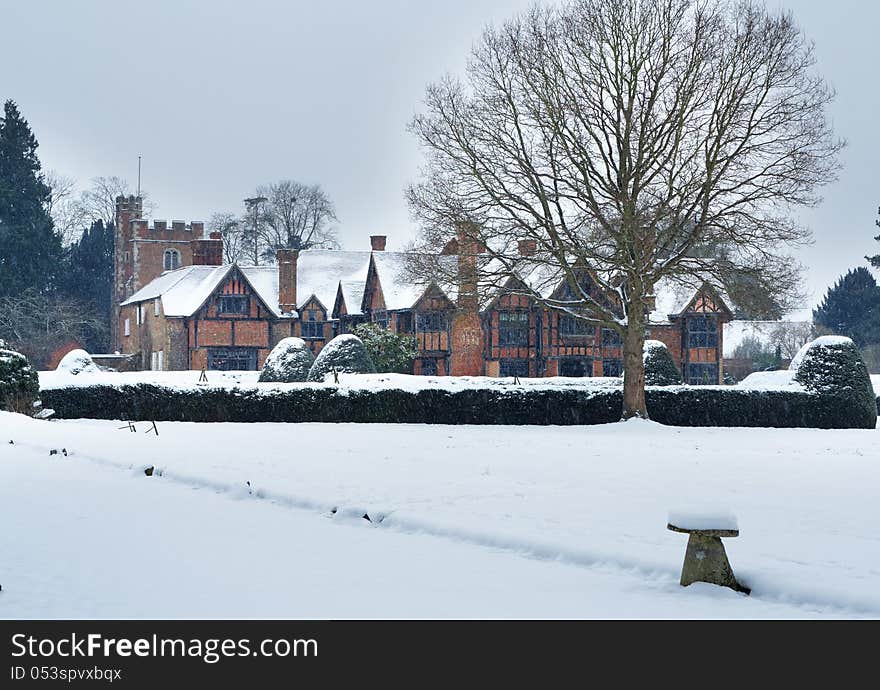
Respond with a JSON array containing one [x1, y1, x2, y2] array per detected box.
[[793, 335, 877, 428], [0, 340, 40, 413], [353, 322, 418, 373], [307, 334, 376, 382], [259, 337, 315, 383], [644, 340, 682, 386], [56, 348, 99, 375]]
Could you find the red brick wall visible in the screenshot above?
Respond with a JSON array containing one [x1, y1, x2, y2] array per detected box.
[[197, 321, 233, 347], [235, 321, 269, 347], [449, 310, 484, 376]]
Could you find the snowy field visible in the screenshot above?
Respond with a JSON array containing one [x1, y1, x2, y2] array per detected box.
[[1, 411, 878, 619]]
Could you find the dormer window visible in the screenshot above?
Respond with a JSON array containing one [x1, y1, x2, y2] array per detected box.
[[164, 249, 181, 271]]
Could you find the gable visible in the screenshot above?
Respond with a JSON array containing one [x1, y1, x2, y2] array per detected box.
[[413, 283, 456, 312]]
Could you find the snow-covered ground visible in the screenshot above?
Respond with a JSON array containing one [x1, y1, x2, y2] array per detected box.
[[1, 412, 878, 619]]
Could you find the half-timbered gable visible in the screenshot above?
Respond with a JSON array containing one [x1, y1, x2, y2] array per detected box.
[[293, 294, 333, 352], [647, 281, 732, 384], [482, 277, 543, 378], [541, 269, 618, 377], [187, 266, 281, 371], [411, 284, 456, 375]]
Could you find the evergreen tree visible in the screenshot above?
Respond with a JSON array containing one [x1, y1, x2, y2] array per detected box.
[[813, 267, 880, 347], [0, 100, 61, 297], [353, 322, 418, 374], [57, 220, 114, 351]]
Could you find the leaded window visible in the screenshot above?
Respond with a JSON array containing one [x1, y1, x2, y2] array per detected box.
[[499, 359, 529, 377], [559, 358, 592, 377], [301, 311, 323, 339], [498, 311, 529, 346], [603, 359, 622, 377], [416, 311, 448, 332], [687, 316, 718, 348], [218, 295, 249, 315], [687, 362, 718, 385], [558, 314, 595, 338]]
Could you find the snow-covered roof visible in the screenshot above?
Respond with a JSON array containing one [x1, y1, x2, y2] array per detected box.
[[338, 280, 367, 316], [370, 252, 431, 311], [649, 278, 702, 324], [122, 250, 374, 318], [723, 320, 812, 359], [295, 250, 371, 311]]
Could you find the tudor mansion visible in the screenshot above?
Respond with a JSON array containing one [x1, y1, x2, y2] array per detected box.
[[112, 196, 731, 384]]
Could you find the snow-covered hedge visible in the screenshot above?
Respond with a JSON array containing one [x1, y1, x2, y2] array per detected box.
[[258, 338, 314, 383], [307, 334, 376, 382], [0, 341, 39, 412], [792, 336, 877, 428], [56, 349, 99, 375], [643, 340, 682, 386], [40, 383, 875, 428]]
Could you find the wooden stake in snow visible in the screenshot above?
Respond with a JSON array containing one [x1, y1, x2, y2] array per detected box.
[[667, 514, 749, 595]]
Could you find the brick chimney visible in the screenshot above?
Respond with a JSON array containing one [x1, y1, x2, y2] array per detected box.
[[191, 232, 223, 266], [277, 248, 299, 314], [449, 222, 484, 376], [518, 239, 537, 257], [370, 235, 387, 251], [455, 222, 481, 311], [190, 221, 205, 238]]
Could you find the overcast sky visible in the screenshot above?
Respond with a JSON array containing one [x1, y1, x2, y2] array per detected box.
[[1, 0, 877, 316]]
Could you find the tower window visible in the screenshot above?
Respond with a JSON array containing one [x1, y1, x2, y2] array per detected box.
[[164, 249, 181, 271]]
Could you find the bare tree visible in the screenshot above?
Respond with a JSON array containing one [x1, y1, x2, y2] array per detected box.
[[256, 180, 339, 259], [77, 176, 154, 227], [44, 171, 87, 245], [209, 212, 248, 264], [0, 289, 107, 367], [407, 0, 842, 418]]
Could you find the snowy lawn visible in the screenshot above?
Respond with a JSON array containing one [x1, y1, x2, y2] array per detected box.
[[1, 412, 878, 618]]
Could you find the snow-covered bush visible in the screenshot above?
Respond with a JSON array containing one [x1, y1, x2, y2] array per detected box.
[[56, 349, 98, 375], [259, 337, 315, 383], [353, 322, 418, 374], [0, 340, 40, 413], [307, 334, 376, 382], [792, 336, 876, 427], [643, 340, 682, 386]]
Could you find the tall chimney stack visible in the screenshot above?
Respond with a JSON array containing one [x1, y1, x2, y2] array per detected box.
[[448, 221, 484, 376], [370, 235, 387, 251], [277, 248, 299, 314]]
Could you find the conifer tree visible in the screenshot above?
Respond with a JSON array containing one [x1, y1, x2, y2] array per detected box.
[[57, 220, 114, 351], [0, 100, 61, 297], [813, 267, 880, 347]]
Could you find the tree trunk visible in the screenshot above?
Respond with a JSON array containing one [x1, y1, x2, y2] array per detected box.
[[621, 312, 648, 420]]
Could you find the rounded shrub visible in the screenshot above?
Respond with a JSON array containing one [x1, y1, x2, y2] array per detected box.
[[307, 334, 377, 382], [56, 348, 98, 375], [793, 335, 877, 428], [644, 340, 682, 386], [259, 337, 315, 383], [0, 340, 40, 413]]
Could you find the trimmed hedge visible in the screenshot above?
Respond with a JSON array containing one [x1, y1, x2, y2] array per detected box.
[[40, 383, 878, 428]]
